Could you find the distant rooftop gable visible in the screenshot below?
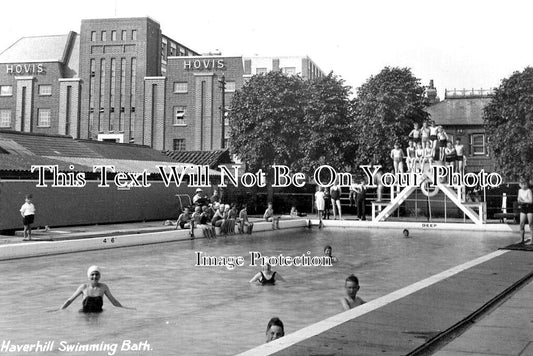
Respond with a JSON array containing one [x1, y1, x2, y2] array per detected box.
[[0, 32, 78, 66], [427, 97, 492, 126]]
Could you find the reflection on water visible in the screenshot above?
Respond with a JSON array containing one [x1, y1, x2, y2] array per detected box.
[[0, 228, 517, 355]]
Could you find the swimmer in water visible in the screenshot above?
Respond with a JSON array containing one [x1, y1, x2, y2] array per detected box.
[[249, 263, 285, 285], [56, 266, 135, 313], [323, 245, 338, 263], [341, 274, 365, 311], [265, 317, 285, 343], [403, 229, 410, 238]]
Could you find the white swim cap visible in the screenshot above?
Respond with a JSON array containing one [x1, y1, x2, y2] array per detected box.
[[87, 265, 101, 277]]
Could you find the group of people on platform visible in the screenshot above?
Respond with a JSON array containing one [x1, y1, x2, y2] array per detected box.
[[393, 121, 466, 174], [168, 188, 254, 238]]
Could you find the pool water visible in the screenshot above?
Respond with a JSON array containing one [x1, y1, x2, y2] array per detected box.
[[0, 227, 518, 355]]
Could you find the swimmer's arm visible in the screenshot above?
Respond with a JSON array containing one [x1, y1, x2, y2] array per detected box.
[[275, 273, 286, 282], [103, 284, 136, 310], [249, 272, 261, 283], [58, 284, 85, 310]]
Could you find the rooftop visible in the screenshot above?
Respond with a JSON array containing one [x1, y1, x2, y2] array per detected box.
[[427, 96, 492, 126], [0, 32, 78, 65]]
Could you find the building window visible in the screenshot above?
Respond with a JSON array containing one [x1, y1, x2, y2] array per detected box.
[[470, 134, 486, 155], [0, 109, 11, 127], [91, 31, 97, 41], [111, 30, 117, 41], [0, 85, 13, 96], [109, 58, 116, 131], [173, 139, 186, 151], [119, 58, 126, 132], [99, 59, 106, 132], [130, 57, 136, 109], [121, 30, 127, 41], [37, 109, 51, 127], [225, 81, 236, 93], [38, 85, 52, 96], [132, 30, 137, 40], [256, 68, 267, 75], [173, 106, 186, 125], [173, 82, 188, 93], [101, 31, 106, 41], [282, 67, 296, 75]]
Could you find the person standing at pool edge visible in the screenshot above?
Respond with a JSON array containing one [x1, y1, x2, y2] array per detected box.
[[517, 179, 533, 244], [315, 187, 325, 227], [20, 194, 35, 241], [58, 266, 135, 312], [341, 274, 365, 310]]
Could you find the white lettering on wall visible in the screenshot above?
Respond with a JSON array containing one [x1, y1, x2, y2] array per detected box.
[[183, 59, 225, 70], [6, 63, 45, 75]]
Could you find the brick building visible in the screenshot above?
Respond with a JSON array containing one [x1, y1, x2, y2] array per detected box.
[[427, 87, 496, 172], [0, 17, 325, 152], [0, 32, 80, 137], [78, 17, 198, 144]]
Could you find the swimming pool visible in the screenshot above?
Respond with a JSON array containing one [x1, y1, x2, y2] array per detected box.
[[0, 227, 518, 355]]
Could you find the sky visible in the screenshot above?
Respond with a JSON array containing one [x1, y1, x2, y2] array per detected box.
[[1, 0, 532, 99]]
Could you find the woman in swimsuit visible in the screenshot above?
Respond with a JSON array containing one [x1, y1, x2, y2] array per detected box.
[[249, 264, 285, 285], [58, 266, 134, 313]]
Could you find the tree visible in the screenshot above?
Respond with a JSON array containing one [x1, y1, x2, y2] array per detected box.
[[297, 73, 357, 175], [352, 67, 429, 170], [229, 71, 306, 173], [483, 67, 533, 180], [229, 71, 356, 177]]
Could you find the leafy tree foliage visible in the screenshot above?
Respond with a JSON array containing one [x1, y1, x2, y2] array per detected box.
[[352, 67, 429, 170], [483, 67, 533, 180], [229, 71, 306, 173], [229, 71, 355, 175], [298, 73, 356, 174]]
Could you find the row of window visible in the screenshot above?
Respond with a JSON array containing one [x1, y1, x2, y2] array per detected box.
[[0, 109, 51, 128], [0, 85, 52, 97], [172, 81, 236, 94], [172, 138, 229, 151], [91, 30, 137, 42], [255, 67, 297, 75], [172, 106, 229, 127]]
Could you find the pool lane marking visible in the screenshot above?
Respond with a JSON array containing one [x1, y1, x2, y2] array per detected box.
[[236, 249, 509, 356]]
